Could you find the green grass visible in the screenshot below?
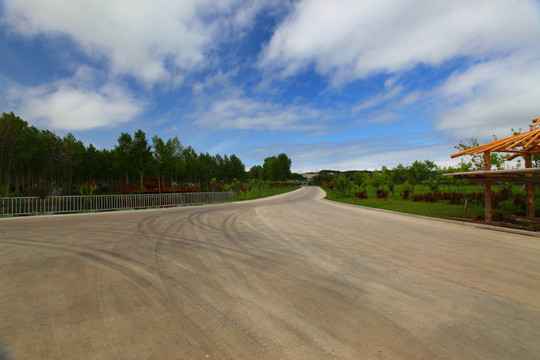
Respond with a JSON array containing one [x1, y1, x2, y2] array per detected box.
[[376, 183, 512, 197], [325, 191, 485, 220], [233, 186, 301, 201]]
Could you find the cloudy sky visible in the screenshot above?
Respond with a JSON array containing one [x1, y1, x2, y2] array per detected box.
[[1, 0, 539, 172]]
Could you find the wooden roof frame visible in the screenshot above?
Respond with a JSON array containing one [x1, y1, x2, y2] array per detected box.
[[451, 117, 540, 161], [443, 168, 540, 182], [447, 117, 540, 222]]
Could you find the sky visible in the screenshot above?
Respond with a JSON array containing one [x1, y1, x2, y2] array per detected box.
[[1, 0, 539, 173]]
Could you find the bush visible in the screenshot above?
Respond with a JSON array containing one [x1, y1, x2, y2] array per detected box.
[[496, 200, 516, 214], [355, 192, 368, 199], [513, 193, 526, 215], [498, 186, 512, 201], [376, 189, 388, 198], [401, 190, 410, 200], [442, 192, 464, 205], [425, 178, 440, 193], [466, 191, 484, 205], [424, 192, 440, 203]]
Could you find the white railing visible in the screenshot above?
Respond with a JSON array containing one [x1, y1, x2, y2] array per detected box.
[[0, 192, 233, 216]]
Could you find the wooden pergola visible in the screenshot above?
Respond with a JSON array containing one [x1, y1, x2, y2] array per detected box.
[[446, 117, 540, 222]]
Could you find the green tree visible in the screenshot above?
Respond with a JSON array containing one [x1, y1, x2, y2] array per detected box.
[[331, 175, 350, 196], [455, 138, 508, 170], [262, 156, 276, 180], [313, 172, 336, 183], [289, 173, 305, 181], [0, 112, 28, 195], [390, 164, 408, 184], [97, 149, 115, 191], [229, 154, 246, 182], [115, 132, 133, 186], [371, 170, 383, 192], [182, 146, 198, 184], [276, 153, 292, 181], [152, 135, 183, 189], [262, 153, 292, 181], [353, 171, 369, 192], [83, 144, 100, 183], [131, 130, 152, 191], [248, 165, 263, 180], [168, 137, 184, 185]]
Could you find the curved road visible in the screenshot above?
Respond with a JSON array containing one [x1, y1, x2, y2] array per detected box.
[[1, 187, 539, 359]]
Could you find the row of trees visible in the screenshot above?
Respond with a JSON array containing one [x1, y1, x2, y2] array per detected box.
[[313, 128, 535, 198], [248, 153, 293, 181], [0, 112, 293, 196], [313, 160, 475, 197]]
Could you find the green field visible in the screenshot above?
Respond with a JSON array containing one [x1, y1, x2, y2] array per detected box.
[[322, 182, 532, 220], [324, 191, 484, 220]]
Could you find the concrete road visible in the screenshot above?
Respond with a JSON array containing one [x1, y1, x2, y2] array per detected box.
[[1, 187, 539, 359]]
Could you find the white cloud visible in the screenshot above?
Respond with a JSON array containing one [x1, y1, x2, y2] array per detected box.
[[353, 84, 404, 112], [6, 70, 144, 131], [242, 139, 457, 173], [436, 55, 540, 138], [2, 0, 274, 86], [193, 95, 323, 131], [260, 0, 540, 84], [192, 69, 239, 95], [324, 146, 457, 172]]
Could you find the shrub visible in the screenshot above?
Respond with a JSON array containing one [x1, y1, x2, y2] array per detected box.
[[496, 200, 516, 214], [442, 192, 464, 205], [403, 180, 414, 194], [355, 192, 368, 199], [424, 192, 440, 203], [425, 178, 440, 193], [376, 189, 388, 198], [401, 190, 410, 200], [466, 191, 484, 205], [498, 186, 512, 201], [513, 193, 526, 215]]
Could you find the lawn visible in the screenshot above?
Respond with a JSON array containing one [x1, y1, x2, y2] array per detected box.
[[325, 191, 485, 220]]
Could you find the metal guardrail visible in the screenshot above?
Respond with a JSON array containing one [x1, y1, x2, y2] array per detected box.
[[0, 192, 233, 216]]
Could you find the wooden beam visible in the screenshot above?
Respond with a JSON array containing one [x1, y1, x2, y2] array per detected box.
[[484, 152, 492, 222], [465, 176, 540, 182], [510, 131, 539, 148], [486, 134, 533, 152], [450, 131, 534, 158], [531, 117, 540, 130], [442, 168, 540, 177], [507, 153, 520, 161], [500, 149, 527, 154], [522, 130, 540, 149], [524, 154, 535, 219]]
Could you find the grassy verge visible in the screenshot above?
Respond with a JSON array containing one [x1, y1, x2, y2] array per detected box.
[[324, 190, 485, 220], [232, 186, 301, 201]]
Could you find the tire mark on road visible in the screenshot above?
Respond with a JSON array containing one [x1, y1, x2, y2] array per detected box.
[[147, 207, 272, 357], [1, 238, 174, 312]]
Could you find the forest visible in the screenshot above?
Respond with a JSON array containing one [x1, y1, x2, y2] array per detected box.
[[0, 112, 293, 197]]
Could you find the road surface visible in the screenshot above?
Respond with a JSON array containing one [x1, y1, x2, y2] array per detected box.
[[1, 187, 539, 359]]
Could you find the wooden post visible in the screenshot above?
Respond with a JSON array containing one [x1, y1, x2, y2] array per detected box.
[[524, 154, 535, 219], [484, 151, 492, 222]]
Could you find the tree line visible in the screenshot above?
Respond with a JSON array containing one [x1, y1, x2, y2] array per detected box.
[[311, 160, 450, 197], [0, 112, 293, 196], [312, 126, 534, 198]]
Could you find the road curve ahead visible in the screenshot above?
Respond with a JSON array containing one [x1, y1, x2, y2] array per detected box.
[[1, 187, 539, 359]]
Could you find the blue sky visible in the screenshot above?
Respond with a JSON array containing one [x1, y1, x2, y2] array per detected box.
[[1, 0, 539, 172]]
